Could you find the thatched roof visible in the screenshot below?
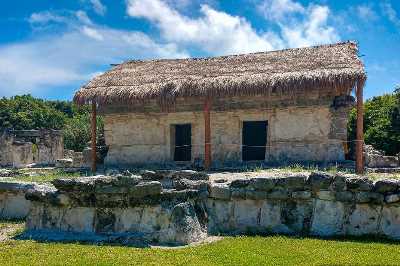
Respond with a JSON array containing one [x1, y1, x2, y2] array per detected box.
[[73, 41, 366, 106]]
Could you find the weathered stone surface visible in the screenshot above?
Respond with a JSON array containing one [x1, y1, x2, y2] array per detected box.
[[259, 201, 287, 233], [346, 204, 381, 236], [331, 174, 347, 191], [231, 188, 247, 199], [291, 191, 312, 200], [230, 179, 250, 188], [374, 179, 399, 194], [173, 179, 208, 191], [206, 199, 234, 233], [364, 145, 400, 168], [281, 200, 313, 233], [311, 200, 345, 236], [0, 191, 31, 219], [129, 181, 162, 198], [380, 205, 400, 239], [385, 194, 400, 203], [346, 177, 373, 192], [0, 181, 35, 193], [171, 170, 209, 181], [246, 190, 268, 200], [209, 183, 231, 200], [56, 158, 73, 168], [307, 171, 333, 190], [249, 178, 276, 191], [335, 191, 354, 202], [267, 189, 289, 200], [316, 190, 335, 201], [276, 174, 307, 190], [232, 200, 262, 232], [355, 192, 384, 204], [171, 202, 205, 244]]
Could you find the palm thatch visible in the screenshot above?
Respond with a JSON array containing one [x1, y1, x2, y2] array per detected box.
[[73, 41, 366, 107]]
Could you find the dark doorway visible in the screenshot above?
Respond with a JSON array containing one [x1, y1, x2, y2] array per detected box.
[[242, 121, 267, 161], [174, 124, 192, 161]]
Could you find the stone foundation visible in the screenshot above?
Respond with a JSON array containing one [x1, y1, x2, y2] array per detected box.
[[25, 171, 209, 245], [0, 181, 36, 219], [22, 170, 400, 245]]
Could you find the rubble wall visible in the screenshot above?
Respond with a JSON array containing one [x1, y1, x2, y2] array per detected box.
[[103, 103, 350, 167]]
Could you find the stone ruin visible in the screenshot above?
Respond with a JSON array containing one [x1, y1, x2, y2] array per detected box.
[[8, 170, 400, 246], [24, 170, 209, 245], [364, 144, 399, 169], [0, 130, 63, 168]]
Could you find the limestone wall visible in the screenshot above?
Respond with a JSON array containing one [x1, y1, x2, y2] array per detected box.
[[0, 130, 64, 167], [22, 171, 400, 246], [208, 173, 400, 238], [0, 182, 35, 219], [104, 103, 350, 167]]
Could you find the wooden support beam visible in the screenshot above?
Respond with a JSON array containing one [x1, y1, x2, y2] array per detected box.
[[356, 84, 364, 174], [204, 99, 211, 170], [91, 101, 97, 173]]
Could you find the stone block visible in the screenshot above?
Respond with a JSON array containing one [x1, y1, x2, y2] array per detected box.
[[311, 199, 345, 236], [374, 179, 399, 194], [335, 191, 354, 202], [233, 200, 262, 232], [206, 199, 234, 233], [380, 205, 400, 239], [62, 207, 95, 233], [249, 178, 276, 191], [316, 190, 335, 201], [129, 181, 162, 198], [345, 177, 373, 192], [385, 194, 400, 204], [259, 201, 288, 233], [307, 171, 333, 191], [281, 200, 313, 234], [246, 190, 268, 200], [291, 191, 312, 200], [231, 188, 247, 199], [276, 174, 307, 190], [346, 204, 381, 236], [355, 192, 384, 204], [331, 174, 347, 191], [171, 170, 209, 181], [230, 179, 250, 188], [267, 189, 289, 200]]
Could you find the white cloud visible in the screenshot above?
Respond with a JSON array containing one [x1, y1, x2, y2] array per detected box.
[[127, 0, 284, 54], [0, 11, 187, 97], [258, 0, 304, 21], [127, 0, 338, 55], [356, 4, 378, 21], [29, 11, 69, 24], [89, 0, 107, 16], [381, 1, 400, 28]]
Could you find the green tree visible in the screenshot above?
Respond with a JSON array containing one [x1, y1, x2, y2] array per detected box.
[[348, 87, 400, 156]]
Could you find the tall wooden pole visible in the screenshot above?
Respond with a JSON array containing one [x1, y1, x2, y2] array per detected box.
[[204, 99, 211, 170], [356, 84, 364, 174], [91, 100, 97, 173]]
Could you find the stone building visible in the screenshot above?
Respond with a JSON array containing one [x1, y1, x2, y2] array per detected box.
[[74, 42, 366, 168], [0, 130, 64, 167]]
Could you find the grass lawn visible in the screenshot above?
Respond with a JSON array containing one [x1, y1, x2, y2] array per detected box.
[[1, 222, 400, 265]]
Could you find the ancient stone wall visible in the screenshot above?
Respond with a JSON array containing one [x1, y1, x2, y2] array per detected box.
[[0, 130, 64, 167], [22, 171, 400, 245], [208, 172, 400, 238], [103, 103, 351, 167], [0, 181, 35, 219]]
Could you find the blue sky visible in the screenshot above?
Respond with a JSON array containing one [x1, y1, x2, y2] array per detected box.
[[0, 0, 399, 100]]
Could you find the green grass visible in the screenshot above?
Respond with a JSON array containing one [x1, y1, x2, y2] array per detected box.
[[3, 169, 84, 183], [1, 223, 400, 266]]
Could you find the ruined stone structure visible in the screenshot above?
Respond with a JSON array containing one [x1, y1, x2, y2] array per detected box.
[[0, 181, 34, 219], [0, 130, 64, 167], [74, 42, 366, 168], [21, 171, 400, 245]]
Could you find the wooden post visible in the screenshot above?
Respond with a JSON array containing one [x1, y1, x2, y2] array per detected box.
[[356, 84, 364, 174], [91, 100, 97, 173], [204, 99, 211, 170]]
